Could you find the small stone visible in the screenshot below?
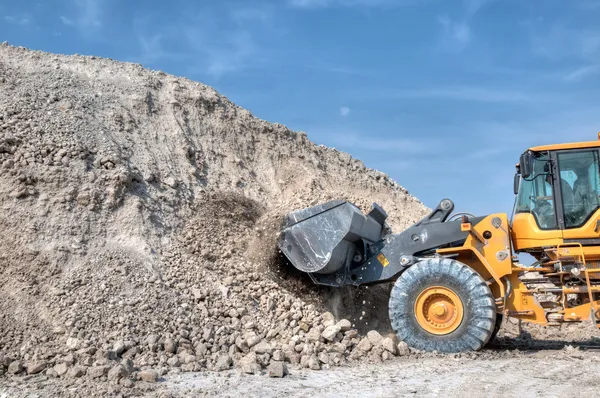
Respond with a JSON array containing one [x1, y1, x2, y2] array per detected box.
[[267, 362, 288, 378], [88, 366, 110, 379], [308, 355, 321, 370], [321, 325, 341, 342], [272, 350, 285, 362], [26, 361, 47, 375], [164, 338, 177, 354], [367, 330, 383, 346], [66, 337, 80, 351], [397, 341, 410, 356], [318, 352, 330, 364], [53, 363, 68, 376], [166, 356, 180, 367], [113, 340, 126, 355], [357, 337, 373, 352], [253, 341, 273, 355], [146, 334, 160, 345], [8, 361, 23, 374], [382, 337, 398, 355], [164, 177, 178, 189], [215, 354, 232, 371], [246, 334, 261, 348], [336, 319, 352, 332], [120, 378, 135, 388], [322, 312, 335, 327], [139, 369, 159, 383], [306, 327, 322, 342], [195, 343, 208, 357], [239, 352, 261, 375], [67, 366, 86, 378], [108, 365, 128, 382]]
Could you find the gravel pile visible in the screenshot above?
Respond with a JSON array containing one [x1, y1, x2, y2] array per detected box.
[[0, 43, 429, 392]]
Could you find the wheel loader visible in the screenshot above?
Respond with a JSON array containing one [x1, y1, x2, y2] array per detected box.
[[278, 134, 600, 353]]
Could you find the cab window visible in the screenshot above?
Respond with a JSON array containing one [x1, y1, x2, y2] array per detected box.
[[558, 150, 600, 228], [516, 154, 557, 229]]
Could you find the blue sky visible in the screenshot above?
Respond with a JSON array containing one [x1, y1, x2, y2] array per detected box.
[[2, 0, 600, 217]]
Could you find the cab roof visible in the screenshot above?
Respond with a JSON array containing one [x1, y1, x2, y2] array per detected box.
[[530, 133, 600, 152]]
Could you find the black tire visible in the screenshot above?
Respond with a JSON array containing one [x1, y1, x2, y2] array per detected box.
[[389, 258, 497, 353], [489, 313, 504, 342]]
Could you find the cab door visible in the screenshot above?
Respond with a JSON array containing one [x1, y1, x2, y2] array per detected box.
[[557, 149, 600, 242]]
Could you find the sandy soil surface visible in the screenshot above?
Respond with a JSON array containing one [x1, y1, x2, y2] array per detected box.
[[160, 348, 600, 398], [3, 343, 599, 397]]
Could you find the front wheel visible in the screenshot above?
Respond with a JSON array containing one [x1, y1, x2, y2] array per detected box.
[[389, 258, 497, 353]]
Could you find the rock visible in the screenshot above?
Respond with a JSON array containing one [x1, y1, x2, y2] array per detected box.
[[322, 312, 335, 327], [397, 341, 410, 356], [53, 362, 68, 376], [164, 338, 177, 354], [166, 356, 180, 367], [239, 352, 261, 375], [357, 337, 373, 352], [122, 358, 135, 373], [308, 355, 321, 370], [306, 327, 322, 342], [26, 361, 47, 375], [367, 330, 383, 346], [108, 364, 128, 382], [272, 350, 285, 362], [195, 343, 208, 357], [139, 369, 159, 383], [246, 334, 261, 348], [88, 366, 110, 379], [113, 340, 126, 355], [382, 337, 398, 355], [164, 177, 178, 189], [146, 334, 160, 345], [253, 341, 273, 355], [215, 354, 232, 371], [235, 337, 249, 353], [67, 365, 86, 378], [61, 353, 75, 366], [8, 361, 23, 374], [267, 361, 288, 378], [120, 378, 135, 388], [318, 352, 330, 364], [65, 337, 80, 351], [321, 325, 341, 342], [336, 319, 352, 332]]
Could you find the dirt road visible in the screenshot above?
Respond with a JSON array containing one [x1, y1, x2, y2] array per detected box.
[[4, 346, 597, 397], [162, 349, 600, 397]]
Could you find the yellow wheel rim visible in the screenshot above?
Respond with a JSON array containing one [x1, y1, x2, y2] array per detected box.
[[415, 286, 464, 335]]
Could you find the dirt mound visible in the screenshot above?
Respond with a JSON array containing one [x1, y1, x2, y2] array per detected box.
[[0, 43, 428, 388]]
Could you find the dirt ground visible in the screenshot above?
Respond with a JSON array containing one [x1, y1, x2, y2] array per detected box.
[[3, 342, 600, 398]]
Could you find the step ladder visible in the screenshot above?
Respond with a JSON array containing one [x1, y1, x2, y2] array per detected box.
[[556, 243, 600, 328]]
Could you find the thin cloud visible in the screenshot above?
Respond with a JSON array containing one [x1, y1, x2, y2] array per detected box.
[[528, 22, 600, 61], [288, 0, 420, 9], [352, 86, 554, 103], [61, 0, 103, 30], [133, 4, 273, 78], [4, 15, 32, 26], [340, 107, 351, 117], [564, 64, 600, 82], [436, 0, 493, 51], [438, 15, 471, 48]]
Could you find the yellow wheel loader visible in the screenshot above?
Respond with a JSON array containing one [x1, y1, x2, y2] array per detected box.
[[279, 134, 600, 352]]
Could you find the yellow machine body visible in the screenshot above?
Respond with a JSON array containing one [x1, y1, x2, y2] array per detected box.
[[437, 134, 600, 327]]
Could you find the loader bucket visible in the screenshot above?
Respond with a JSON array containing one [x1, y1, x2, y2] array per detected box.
[[278, 200, 389, 274]]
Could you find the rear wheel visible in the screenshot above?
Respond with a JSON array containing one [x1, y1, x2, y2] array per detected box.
[[389, 258, 497, 353]]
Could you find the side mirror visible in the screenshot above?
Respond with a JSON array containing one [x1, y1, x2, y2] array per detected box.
[[514, 173, 520, 195], [519, 152, 534, 179]]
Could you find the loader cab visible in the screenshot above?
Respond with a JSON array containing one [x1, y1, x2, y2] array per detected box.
[[512, 136, 600, 254]]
